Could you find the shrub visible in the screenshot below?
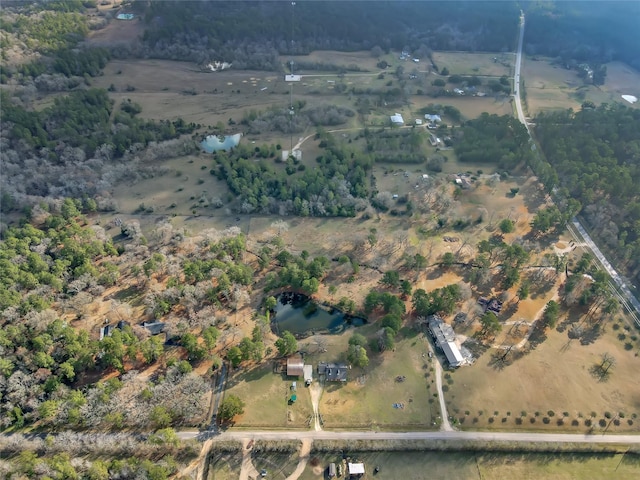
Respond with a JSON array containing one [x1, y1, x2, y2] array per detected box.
[[547, 410, 555, 417], [542, 417, 550, 424], [599, 419, 607, 427], [515, 418, 522, 425], [557, 419, 564, 426], [571, 419, 579, 426], [604, 411, 612, 419], [530, 418, 536, 424]]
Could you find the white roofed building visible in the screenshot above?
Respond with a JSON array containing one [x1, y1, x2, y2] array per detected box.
[[390, 113, 405, 125]]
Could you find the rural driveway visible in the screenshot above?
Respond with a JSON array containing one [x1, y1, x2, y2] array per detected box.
[[431, 345, 453, 431]]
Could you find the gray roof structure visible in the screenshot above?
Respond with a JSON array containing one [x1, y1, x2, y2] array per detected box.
[[142, 321, 166, 335], [318, 362, 348, 382], [428, 315, 465, 368], [441, 341, 464, 367], [428, 315, 456, 345]]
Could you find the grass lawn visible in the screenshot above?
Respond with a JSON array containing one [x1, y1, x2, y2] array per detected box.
[[432, 51, 514, 77], [224, 363, 313, 429], [318, 327, 437, 429], [250, 452, 300, 480], [445, 322, 640, 432], [208, 452, 243, 480], [523, 57, 640, 115]]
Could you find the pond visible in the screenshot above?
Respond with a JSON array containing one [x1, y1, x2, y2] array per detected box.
[[200, 133, 242, 153], [271, 292, 366, 337]]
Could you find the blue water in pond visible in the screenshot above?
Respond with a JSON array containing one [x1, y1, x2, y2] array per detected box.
[[271, 292, 366, 337], [200, 134, 241, 153]]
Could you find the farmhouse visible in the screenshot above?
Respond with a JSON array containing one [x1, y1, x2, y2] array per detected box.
[[478, 297, 503, 314], [424, 114, 442, 123], [116, 13, 135, 20], [286, 355, 305, 377], [99, 324, 114, 340], [141, 321, 166, 335], [429, 134, 441, 146], [318, 362, 348, 382], [285, 74, 301, 82], [415, 118, 423, 125], [390, 113, 405, 125], [428, 315, 464, 368]]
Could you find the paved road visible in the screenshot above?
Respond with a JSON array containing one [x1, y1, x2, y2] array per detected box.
[[178, 429, 640, 444], [571, 220, 640, 324], [513, 11, 529, 134], [513, 13, 640, 324]]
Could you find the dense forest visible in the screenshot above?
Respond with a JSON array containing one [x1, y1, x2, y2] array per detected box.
[[534, 104, 640, 284], [138, 1, 520, 66], [454, 113, 532, 170], [211, 130, 373, 217], [523, 1, 640, 71]]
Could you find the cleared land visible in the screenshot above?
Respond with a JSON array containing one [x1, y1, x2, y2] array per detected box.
[[523, 57, 640, 115], [432, 51, 514, 77], [317, 326, 437, 429], [445, 323, 640, 432], [223, 363, 313, 429]]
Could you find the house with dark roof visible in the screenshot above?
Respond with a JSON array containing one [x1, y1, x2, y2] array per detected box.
[[142, 321, 166, 335], [99, 324, 114, 341], [318, 362, 348, 382], [478, 297, 503, 314]]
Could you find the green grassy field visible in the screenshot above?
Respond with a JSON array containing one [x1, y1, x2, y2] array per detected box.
[[432, 51, 514, 77], [318, 326, 438, 429], [223, 363, 313, 428]]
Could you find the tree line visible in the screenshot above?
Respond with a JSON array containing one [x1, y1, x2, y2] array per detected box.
[[533, 103, 640, 284]]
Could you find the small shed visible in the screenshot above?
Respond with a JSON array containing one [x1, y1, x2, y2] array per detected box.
[[328, 463, 336, 478], [303, 364, 313, 386], [287, 355, 304, 377], [348, 462, 365, 476]]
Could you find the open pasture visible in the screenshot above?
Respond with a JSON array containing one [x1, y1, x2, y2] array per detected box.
[[445, 323, 640, 432], [223, 362, 313, 429], [432, 51, 514, 77], [284, 50, 382, 72], [411, 95, 513, 121], [318, 327, 437, 429], [522, 57, 640, 115]]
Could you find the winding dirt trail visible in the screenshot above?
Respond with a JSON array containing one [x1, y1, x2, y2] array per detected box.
[[284, 439, 312, 480], [238, 438, 260, 480]]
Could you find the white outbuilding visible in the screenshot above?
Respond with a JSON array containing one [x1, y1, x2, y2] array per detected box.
[[390, 113, 405, 125]]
